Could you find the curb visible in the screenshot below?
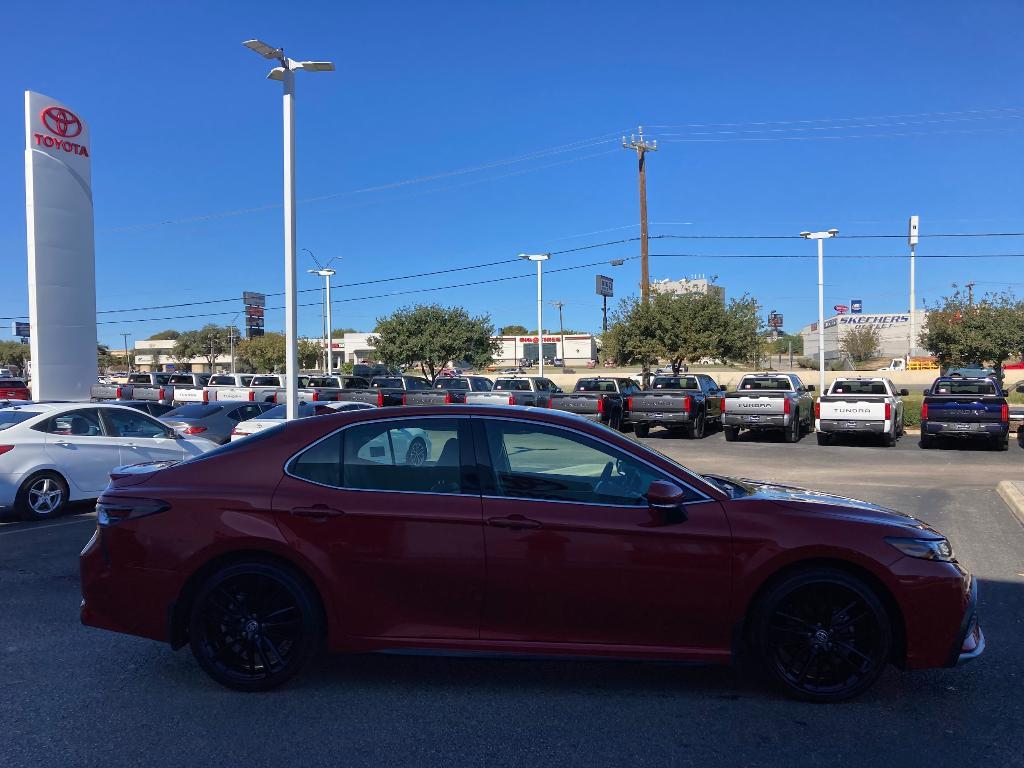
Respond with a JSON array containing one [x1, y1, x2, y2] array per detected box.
[[996, 480, 1024, 527]]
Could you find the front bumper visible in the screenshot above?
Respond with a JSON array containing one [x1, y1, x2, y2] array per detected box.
[[949, 574, 985, 666], [924, 421, 1008, 440], [818, 419, 886, 435]]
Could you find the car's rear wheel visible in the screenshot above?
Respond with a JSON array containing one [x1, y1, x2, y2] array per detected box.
[[188, 562, 322, 691], [994, 436, 1009, 451], [687, 411, 706, 439], [15, 471, 69, 521], [633, 423, 650, 438], [724, 426, 740, 442], [783, 413, 800, 443], [920, 433, 934, 449], [752, 568, 891, 702], [815, 432, 831, 446]]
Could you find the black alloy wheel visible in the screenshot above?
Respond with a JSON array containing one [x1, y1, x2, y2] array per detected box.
[[753, 569, 891, 702], [188, 562, 322, 691], [724, 426, 740, 442]]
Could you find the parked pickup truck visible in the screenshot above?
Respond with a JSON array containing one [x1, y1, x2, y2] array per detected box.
[[90, 372, 171, 402], [549, 377, 642, 431], [815, 377, 909, 447], [336, 375, 433, 407], [921, 376, 1009, 450], [402, 376, 494, 406], [295, 375, 372, 402], [629, 374, 724, 439], [173, 373, 255, 404], [465, 376, 560, 408], [722, 373, 814, 443], [214, 374, 312, 403]]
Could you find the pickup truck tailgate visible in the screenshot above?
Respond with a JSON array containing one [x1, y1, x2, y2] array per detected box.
[[724, 394, 786, 415], [465, 392, 514, 405], [927, 396, 1005, 423], [402, 392, 453, 406], [172, 387, 213, 404], [550, 393, 601, 415], [819, 398, 887, 421], [630, 392, 691, 414], [215, 387, 256, 401]]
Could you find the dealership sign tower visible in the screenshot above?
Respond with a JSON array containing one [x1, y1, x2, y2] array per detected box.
[[24, 91, 97, 401]]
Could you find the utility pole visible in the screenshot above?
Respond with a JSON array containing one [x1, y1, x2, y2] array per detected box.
[[966, 281, 975, 306], [552, 300, 565, 362], [623, 127, 657, 303], [229, 326, 236, 374], [120, 332, 131, 373]]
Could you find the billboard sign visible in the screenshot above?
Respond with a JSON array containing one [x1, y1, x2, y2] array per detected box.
[[25, 91, 97, 401], [851, 299, 863, 314], [595, 275, 614, 297], [243, 291, 266, 338], [834, 304, 849, 314], [12, 321, 30, 337], [767, 312, 784, 329]]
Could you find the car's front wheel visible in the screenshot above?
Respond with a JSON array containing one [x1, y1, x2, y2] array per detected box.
[[633, 423, 650, 438], [751, 568, 892, 702], [15, 471, 69, 521], [188, 561, 323, 691]]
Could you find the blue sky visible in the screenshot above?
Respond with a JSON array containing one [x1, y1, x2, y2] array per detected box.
[[4, 0, 1024, 347]]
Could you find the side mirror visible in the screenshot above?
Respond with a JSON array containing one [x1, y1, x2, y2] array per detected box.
[[899, 388, 910, 396], [923, 388, 930, 396], [806, 384, 816, 392], [646, 480, 688, 525]]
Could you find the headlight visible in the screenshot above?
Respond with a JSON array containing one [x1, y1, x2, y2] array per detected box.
[[885, 536, 956, 562]]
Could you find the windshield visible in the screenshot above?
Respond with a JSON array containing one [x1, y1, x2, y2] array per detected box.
[[0, 411, 35, 431], [932, 380, 997, 396], [740, 377, 792, 391], [652, 376, 699, 390], [168, 375, 201, 385], [164, 404, 221, 418], [208, 375, 236, 385]]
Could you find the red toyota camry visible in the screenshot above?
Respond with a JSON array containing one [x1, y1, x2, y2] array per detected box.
[[80, 406, 983, 701]]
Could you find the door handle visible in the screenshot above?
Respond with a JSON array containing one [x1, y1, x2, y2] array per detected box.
[[290, 504, 345, 519], [487, 515, 541, 530]]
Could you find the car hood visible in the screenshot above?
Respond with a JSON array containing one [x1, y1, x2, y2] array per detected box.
[[708, 474, 933, 530]]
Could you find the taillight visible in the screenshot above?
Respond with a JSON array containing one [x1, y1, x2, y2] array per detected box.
[[377, 390, 385, 407], [114, 386, 123, 399], [272, 392, 279, 403], [230, 427, 245, 436], [508, 396, 515, 406], [921, 403, 928, 420], [444, 392, 453, 404], [627, 396, 633, 411], [814, 401, 820, 418], [1001, 403, 1009, 422], [311, 391, 320, 401], [0, 445, 14, 456], [157, 387, 166, 400], [401, 393, 408, 405], [884, 402, 892, 420], [182, 426, 207, 435], [783, 398, 791, 415], [247, 391, 256, 401], [597, 398, 605, 414], [97, 497, 169, 527], [200, 390, 209, 403], [683, 395, 692, 414], [720, 398, 726, 413]]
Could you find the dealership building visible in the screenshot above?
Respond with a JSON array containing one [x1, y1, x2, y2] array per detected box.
[[799, 311, 929, 363]]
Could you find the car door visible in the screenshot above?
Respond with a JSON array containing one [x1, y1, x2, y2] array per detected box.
[[100, 408, 185, 464], [476, 416, 732, 653], [41, 408, 123, 495], [272, 415, 486, 640], [701, 376, 723, 419]]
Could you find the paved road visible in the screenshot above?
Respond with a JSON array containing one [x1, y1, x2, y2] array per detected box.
[[1, 430, 1022, 768]]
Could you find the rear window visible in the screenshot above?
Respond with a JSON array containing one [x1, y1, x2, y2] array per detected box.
[[436, 379, 470, 390], [251, 376, 282, 386], [307, 377, 337, 388], [168, 375, 200, 385], [208, 375, 235, 385], [832, 380, 888, 395], [0, 379, 27, 387], [0, 411, 35, 431], [127, 374, 152, 384], [495, 379, 530, 391], [932, 381, 996, 396], [164, 404, 221, 418], [652, 376, 699, 390], [371, 378, 403, 388], [740, 377, 793, 391], [575, 379, 617, 392]]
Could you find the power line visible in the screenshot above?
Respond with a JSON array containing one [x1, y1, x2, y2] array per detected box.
[[645, 105, 1024, 130], [655, 112, 1024, 137], [651, 252, 1024, 259], [660, 125, 1024, 143]]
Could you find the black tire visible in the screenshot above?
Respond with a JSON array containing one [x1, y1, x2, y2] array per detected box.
[[815, 432, 831, 446], [783, 413, 800, 444], [188, 561, 322, 692], [883, 431, 897, 448], [724, 426, 740, 442], [634, 423, 650, 438], [687, 411, 706, 440], [15, 471, 69, 521], [920, 433, 934, 449], [995, 437, 1009, 452], [750, 568, 892, 703], [610, 410, 623, 432]]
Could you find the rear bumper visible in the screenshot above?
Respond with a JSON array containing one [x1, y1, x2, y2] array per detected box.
[[818, 419, 886, 434], [723, 414, 788, 429], [631, 412, 691, 425], [924, 421, 1008, 439]]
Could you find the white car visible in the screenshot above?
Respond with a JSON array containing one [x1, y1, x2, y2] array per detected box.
[[229, 400, 376, 441], [0, 402, 218, 520]]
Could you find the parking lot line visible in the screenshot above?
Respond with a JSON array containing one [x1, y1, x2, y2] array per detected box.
[[0, 515, 96, 537]]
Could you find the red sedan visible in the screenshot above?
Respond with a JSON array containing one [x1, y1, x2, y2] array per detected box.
[[80, 406, 983, 701]]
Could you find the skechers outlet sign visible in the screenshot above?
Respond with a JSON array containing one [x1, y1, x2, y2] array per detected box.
[[824, 314, 910, 330]]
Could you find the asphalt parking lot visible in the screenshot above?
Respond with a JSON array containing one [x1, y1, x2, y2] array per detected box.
[[1, 430, 1022, 768]]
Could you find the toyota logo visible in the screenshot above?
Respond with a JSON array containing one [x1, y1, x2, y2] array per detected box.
[[41, 106, 82, 138]]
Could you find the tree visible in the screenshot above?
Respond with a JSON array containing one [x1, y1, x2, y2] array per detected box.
[[500, 324, 529, 336], [768, 333, 803, 356], [721, 295, 765, 367], [839, 325, 881, 362], [298, 338, 323, 370], [173, 324, 236, 370], [331, 327, 358, 337], [920, 288, 1024, 383], [237, 332, 286, 372], [0, 340, 31, 371], [371, 304, 500, 382], [602, 298, 662, 371], [147, 329, 181, 340]]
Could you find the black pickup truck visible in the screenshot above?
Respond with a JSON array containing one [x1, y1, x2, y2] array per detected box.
[[921, 376, 1009, 450], [549, 377, 642, 431], [402, 376, 494, 405], [339, 375, 433, 407], [628, 374, 724, 439]]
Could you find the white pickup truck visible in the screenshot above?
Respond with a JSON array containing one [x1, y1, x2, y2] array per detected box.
[[213, 374, 311, 403], [815, 377, 909, 447]]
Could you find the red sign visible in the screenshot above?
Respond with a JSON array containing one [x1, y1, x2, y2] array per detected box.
[[834, 304, 849, 314], [518, 336, 560, 343], [41, 106, 82, 138]]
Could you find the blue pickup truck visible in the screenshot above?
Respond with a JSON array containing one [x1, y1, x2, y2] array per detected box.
[[920, 376, 1009, 450]]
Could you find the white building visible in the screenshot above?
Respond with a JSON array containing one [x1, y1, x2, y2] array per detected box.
[[800, 311, 930, 363], [651, 275, 725, 301]]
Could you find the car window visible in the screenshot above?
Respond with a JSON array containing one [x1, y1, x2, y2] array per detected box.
[[371, 377, 403, 388], [0, 411, 35, 431], [740, 377, 792, 391], [405, 378, 430, 390], [437, 379, 469, 390], [230, 404, 265, 422], [495, 379, 530, 391], [0, 379, 27, 387], [45, 408, 104, 437], [147, 403, 175, 416], [208, 375, 235, 385], [472, 378, 493, 391], [575, 380, 616, 392], [340, 418, 465, 494], [653, 376, 700, 390], [483, 420, 697, 506], [168, 375, 197, 385], [127, 374, 152, 384], [102, 409, 170, 438], [289, 432, 344, 486], [251, 376, 282, 386], [344, 377, 369, 389]]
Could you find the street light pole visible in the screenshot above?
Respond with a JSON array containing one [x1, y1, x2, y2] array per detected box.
[[243, 39, 334, 420], [800, 228, 839, 393], [520, 253, 550, 377], [908, 215, 919, 362]]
